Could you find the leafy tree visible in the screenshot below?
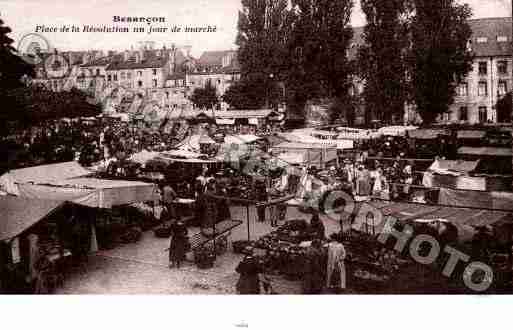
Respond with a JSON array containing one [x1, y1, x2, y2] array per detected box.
[[496, 92, 512, 123], [223, 78, 281, 109], [287, 0, 355, 124], [1, 85, 101, 129], [409, 0, 473, 124], [0, 18, 34, 90], [236, 0, 290, 109], [358, 0, 411, 124], [190, 81, 219, 109]]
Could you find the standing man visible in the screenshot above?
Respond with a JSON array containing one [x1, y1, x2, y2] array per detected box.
[[326, 233, 347, 291], [255, 178, 267, 223]]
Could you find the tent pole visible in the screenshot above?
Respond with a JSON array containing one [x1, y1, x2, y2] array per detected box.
[[246, 204, 251, 241]]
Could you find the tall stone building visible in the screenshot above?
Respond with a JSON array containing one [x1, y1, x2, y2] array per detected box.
[[441, 17, 511, 124]]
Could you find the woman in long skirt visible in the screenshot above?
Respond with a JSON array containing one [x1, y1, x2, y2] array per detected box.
[[169, 221, 189, 268]]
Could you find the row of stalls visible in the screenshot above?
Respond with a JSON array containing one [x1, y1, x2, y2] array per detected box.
[[0, 161, 160, 293], [235, 196, 513, 293]]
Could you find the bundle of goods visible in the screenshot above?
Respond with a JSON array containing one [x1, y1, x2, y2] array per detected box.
[[193, 246, 216, 269], [232, 240, 252, 254], [121, 203, 162, 231], [204, 235, 228, 256], [154, 222, 173, 238], [119, 226, 143, 244]]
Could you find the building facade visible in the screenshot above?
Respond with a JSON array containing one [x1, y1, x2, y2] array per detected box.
[[447, 17, 512, 124]]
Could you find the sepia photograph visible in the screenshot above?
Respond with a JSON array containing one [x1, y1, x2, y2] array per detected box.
[[0, 0, 512, 315]]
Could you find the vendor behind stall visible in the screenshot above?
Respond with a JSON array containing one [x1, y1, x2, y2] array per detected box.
[[309, 212, 325, 240], [236, 255, 263, 294]]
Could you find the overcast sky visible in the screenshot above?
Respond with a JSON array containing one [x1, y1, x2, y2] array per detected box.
[[1, 0, 511, 57]]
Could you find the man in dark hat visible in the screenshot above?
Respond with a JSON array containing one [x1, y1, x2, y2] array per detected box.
[[169, 221, 190, 268], [235, 255, 262, 294]]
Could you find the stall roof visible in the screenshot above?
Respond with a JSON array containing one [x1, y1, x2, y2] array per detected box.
[[0, 196, 64, 241], [0, 161, 92, 185], [365, 201, 512, 227], [457, 130, 486, 139], [458, 147, 512, 157], [428, 159, 480, 174], [378, 125, 418, 136], [277, 152, 306, 165], [408, 129, 450, 139]]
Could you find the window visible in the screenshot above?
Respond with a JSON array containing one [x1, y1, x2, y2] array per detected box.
[[498, 61, 508, 75], [113, 74, 118, 81], [478, 106, 487, 123], [498, 81, 507, 96], [96, 69, 100, 76], [107, 74, 112, 81], [120, 72, 126, 79], [138, 71, 142, 77], [478, 81, 488, 96], [165, 91, 169, 99], [442, 112, 450, 122], [459, 107, 468, 121], [127, 72, 131, 79], [152, 79, 158, 87], [457, 83, 468, 96], [497, 36, 508, 42], [476, 37, 488, 43], [478, 62, 487, 75], [138, 80, 143, 87], [153, 69, 157, 75]]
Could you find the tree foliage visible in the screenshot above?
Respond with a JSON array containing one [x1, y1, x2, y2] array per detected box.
[[1, 85, 102, 127], [409, 0, 473, 124], [358, 0, 411, 123], [496, 92, 512, 123], [0, 19, 34, 90], [236, 0, 290, 109], [190, 81, 219, 110], [287, 0, 355, 123], [223, 78, 281, 110]]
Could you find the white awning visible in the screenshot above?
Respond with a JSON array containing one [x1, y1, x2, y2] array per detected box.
[[248, 118, 259, 125], [216, 118, 235, 125]]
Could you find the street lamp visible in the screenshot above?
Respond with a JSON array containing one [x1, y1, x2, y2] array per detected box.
[[266, 73, 274, 109]]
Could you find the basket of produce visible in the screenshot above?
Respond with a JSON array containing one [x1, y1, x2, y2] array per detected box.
[[194, 246, 216, 269], [119, 226, 142, 244], [232, 240, 252, 254], [154, 223, 172, 238]]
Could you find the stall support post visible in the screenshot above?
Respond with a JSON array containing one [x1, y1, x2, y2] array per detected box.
[[246, 204, 251, 241], [213, 217, 216, 258]]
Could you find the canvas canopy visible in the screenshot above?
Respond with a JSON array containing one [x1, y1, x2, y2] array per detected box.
[[428, 160, 480, 175], [0, 196, 64, 241], [378, 126, 418, 137], [458, 147, 512, 157], [12, 178, 158, 209], [438, 188, 513, 211], [216, 118, 235, 125], [277, 152, 306, 165], [457, 130, 486, 139], [0, 161, 92, 186], [408, 129, 450, 139], [365, 200, 512, 228]]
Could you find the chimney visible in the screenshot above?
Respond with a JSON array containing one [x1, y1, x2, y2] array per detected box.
[[134, 51, 141, 63], [82, 53, 89, 64], [169, 48, 176, 73], [182, 45, 192, 57]]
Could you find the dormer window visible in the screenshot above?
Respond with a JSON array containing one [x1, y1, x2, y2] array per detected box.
[[497, 36, 508, 42], [476, 37, 488, 43]]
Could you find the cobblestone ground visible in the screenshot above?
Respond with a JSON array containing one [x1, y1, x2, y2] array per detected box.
[[56, 206, 340, 294]]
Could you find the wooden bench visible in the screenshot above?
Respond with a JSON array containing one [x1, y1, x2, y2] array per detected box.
[[189, 219, 243, 251]]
